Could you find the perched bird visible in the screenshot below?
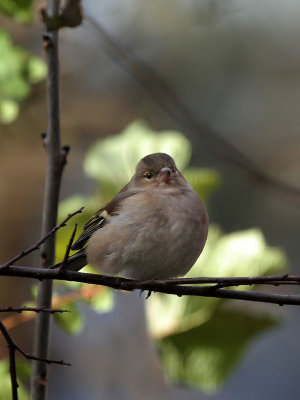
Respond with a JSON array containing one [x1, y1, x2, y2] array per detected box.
[[54, 153, 208, 280]]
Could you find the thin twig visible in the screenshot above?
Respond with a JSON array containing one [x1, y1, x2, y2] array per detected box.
[[1, 266, 300, 306], [0, 306, 69, 313], [59, 224, 77, 271], [0, 322, 19, 400], [1, 285, 105, 331], [0, 321, 70, 400], [0, 321, 70, 366], [0, 208, 83, 271]]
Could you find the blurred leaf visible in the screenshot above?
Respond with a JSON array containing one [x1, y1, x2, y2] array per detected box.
[[83, 286, 114, 314], [147, 291, 218, 341], [54, 302, 84, 335], [147, 225, 286, 390], [0, 0, 33, 23], [27, 56, 47, 83], [55, 195, 97, 264], [193, 226, 287, 278], [147, 225, 286, 338], [0, 99, 18, 124], [26, 285, 38, 302], [183, 167, 221, 200], [84, 120, 192, 196], [57, 195, 92, 219], [15, 359, 31, 379], [0, 360, 29, 400], [0, 30, 46, 124], [157, 310, 277, 392]]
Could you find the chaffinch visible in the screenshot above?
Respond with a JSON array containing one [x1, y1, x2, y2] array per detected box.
[[55, 153, 208, 280]]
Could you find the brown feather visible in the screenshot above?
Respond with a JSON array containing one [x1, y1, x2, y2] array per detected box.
[[71, 189, 141, 251]]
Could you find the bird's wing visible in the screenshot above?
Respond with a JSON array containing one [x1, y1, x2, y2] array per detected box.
[[71, 189, 141, 251]]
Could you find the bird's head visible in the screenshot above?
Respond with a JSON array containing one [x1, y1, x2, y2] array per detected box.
[[131, 153, 187, 189]]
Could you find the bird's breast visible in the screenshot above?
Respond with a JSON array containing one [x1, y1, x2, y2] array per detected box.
[[87, 188, 208, 280]]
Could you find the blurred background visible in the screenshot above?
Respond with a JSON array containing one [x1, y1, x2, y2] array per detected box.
[[0, 0, 300, 399]]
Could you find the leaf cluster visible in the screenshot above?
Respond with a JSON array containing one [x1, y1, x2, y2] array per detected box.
[[0, 3, 46, 124]]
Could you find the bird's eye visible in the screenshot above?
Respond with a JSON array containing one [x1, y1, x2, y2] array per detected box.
[[145, 172, 153, 179]]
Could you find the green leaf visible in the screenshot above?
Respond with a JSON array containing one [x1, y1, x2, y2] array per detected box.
[[0, 30, 46, 124], [183, 167, 222, 200], [0, 0, 33, 23], [0, 360, 29, 400], [84, 120, 192, 194], [147, 225, 286, 338], [147, 225, 287, 390], [85, 286, 114, 313], [27, 56, 47, 83], [55, 195, 98, 264], [0, 99, 19, 124], [54, 302, 84, 335], [193, 225, 287, 278], [157, 310, 277, 392], [15, 359, 31, 379]]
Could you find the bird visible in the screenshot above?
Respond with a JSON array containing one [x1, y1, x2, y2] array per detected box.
[[53, 153, 208, 280]]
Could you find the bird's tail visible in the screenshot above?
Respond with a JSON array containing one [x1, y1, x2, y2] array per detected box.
[[49, 248, 87, 271]]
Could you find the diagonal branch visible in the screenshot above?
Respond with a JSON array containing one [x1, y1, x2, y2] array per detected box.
[[59, 223, 77, 271], [0, 207, 83, 271], [0, 321, 70, 366]]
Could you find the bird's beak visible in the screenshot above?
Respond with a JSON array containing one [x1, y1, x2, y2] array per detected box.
[[158, 167, 172, 184]]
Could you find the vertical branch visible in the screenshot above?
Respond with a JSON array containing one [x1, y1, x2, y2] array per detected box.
[[30, 1, 64, 399], [9, 347, 18, 400], [0, 322, 19, 400]]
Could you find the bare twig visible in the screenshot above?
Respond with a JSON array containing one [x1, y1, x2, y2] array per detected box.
[[59, 224, 77, 271], [0, 208, 83, 271], [0, 321, 70, 366], [0, 322, 19, 400], [1, 285, 104, 331], [0, 321, 70, 400], [1, 266, 300, 306], [0, 306, 69, 314]]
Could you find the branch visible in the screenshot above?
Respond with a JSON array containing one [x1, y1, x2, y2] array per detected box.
[[0, 321, 19, 400], [152, 274, 299, 286], [41, 0, 83, 30], [59, 223, 77, 271], [1, 266, 300, 306], [1, 285, 104, 331], [0, 208, 83, 271], [31, 1, 65, 398], [0, 306, 69, 314], [0, 321, 70, 400], [0, 321, 70, 366]]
